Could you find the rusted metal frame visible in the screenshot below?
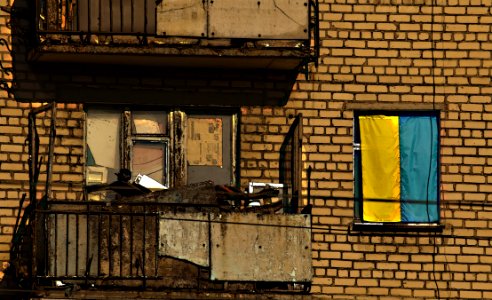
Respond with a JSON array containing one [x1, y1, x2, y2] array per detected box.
[[143, 0, 147, 35], [108, 213, 113, 277], [76, 214, 80, 276], [46, 0, 59, 30], [35, 0, 43, 31], [87, 0, 91, 34], [120, 0, 123, 31], [123, 109, 171, 187], [170, 111, 186, 187], [142, 209, 147, 288], [38, 209, 159, 216], [98, 0, 102, 32], [65, 214, 69, 275], [294, 114, 303, 212], [46, 199, 221, 208], [119, 214, 123, 277], [54, 213, 58, 276], [130, 0, 134, 32], [231, 114, 238, 187], [29, 103, 55, 281], [45, 103, 57, 202], [76, 0, 81, 31], [97, 214, 101, 277], [28, 113, 39, 209], [309, 0, 319, 66], [154, 212, 159, 277], [37, 274, 161, 280], [109, 0, 113, 32], [121, 110, 132, 170], [85, 204, 91, 285], [129, 208, 134, 276]]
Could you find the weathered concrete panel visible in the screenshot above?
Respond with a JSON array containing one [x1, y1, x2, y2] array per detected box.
[[157, 0, 207, 37], [159, 212, 210, 267], [209, 0, 309, 39], [210, 213, 312, 282]]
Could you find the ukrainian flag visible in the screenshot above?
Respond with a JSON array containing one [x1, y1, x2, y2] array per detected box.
[[358, 115, 439, 223]]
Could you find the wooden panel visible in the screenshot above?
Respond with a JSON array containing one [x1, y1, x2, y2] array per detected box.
[[209, 0, 309, 39], [156, 0, 206, 37]]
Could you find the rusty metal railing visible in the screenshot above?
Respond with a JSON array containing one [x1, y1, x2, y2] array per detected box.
[[36, 0, 156, 35], [35, 202, 170, 287]]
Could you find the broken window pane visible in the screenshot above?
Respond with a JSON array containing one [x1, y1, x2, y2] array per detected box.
[[132, 140, 169, 186], [133, 111, 167, 135]]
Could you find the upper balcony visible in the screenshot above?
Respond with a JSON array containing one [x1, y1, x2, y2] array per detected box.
[[31, 0, 319, 70]]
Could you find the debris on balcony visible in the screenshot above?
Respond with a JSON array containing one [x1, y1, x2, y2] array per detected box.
[[88, 171, 285, 213]]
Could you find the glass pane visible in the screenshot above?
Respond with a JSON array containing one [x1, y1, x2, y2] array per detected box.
[[133, 111, 167, 134], [132, 141, 168, 185]]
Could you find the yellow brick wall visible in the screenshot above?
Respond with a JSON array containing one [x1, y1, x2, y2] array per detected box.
[[240, 0, 492, 298], [0, 0, 491, 298]]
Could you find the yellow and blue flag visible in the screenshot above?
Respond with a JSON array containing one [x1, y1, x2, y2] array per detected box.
[[357, 115, 439, 223]]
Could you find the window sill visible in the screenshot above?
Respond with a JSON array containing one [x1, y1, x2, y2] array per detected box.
[[351, 222, 444, 233]]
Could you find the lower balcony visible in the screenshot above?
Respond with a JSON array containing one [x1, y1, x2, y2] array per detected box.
[[22, 199, 312, 298]]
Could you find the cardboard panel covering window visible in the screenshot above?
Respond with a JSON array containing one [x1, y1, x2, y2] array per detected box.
[[354, 113, 439, 224], [186, 115, 234, 186], [86, 110, 120, 185]]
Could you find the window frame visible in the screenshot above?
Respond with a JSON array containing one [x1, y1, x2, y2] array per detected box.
[[127, 110, 171, 188], [352, 110, 443, 232], [85, 108, 172, 188]]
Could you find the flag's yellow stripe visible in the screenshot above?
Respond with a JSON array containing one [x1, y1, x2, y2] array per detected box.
[[359, 115, 401, 222]]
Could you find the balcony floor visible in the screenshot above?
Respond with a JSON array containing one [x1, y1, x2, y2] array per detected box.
[[29, 36, 311, 70]]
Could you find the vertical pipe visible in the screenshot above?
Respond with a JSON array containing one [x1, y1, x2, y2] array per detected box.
[[97, 214, 101, 276], [142, 209, 146, 288], [108, 213, 112, 277], [54, 214, 58, 276], [129, 212, 133, 276], [144, 0, 147, 35], [87, 0, 91, 33], [76, 0, 80, 31], [45, 103, 56, 202], [75, 214, 80, 275], [119, 214, 123, 277], [65, 214, 69, 276], [109, 0, 113, 32], [85, 204, 90, 284], [307, 166, 312, 206], [154, 210, 158, 277], [130, 0, 134, 33], [119, 0, 123, 31]]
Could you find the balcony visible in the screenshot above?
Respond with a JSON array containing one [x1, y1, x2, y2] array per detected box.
[[31, 0, 319, 70]]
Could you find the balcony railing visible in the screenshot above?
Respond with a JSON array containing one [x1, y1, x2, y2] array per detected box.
[[38, 0, 156, 35], [32, 201, 312, 291], [36, 0, 319, 42]]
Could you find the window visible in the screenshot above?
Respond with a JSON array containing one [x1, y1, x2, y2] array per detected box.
[[85, 108, 238, 194], [353, 112, 440, 226], [86, 109, 170, 188]]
